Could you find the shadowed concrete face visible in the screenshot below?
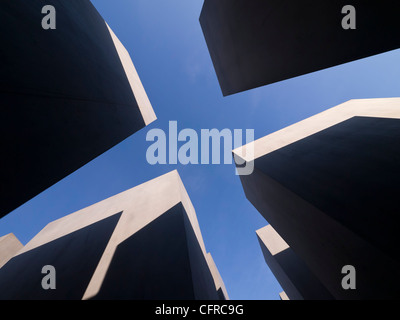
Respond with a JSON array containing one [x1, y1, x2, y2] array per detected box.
[[0, 0, 156, 218], [200, 0, 400, 96], [0, 171, 226, 300], [0, 213, 122, 300], [0, 234, 23, 269], [234, 99, 400, 299], [255, 116, 400, 259], [92, 204, 218, 300], [256, 225, 333, 300]]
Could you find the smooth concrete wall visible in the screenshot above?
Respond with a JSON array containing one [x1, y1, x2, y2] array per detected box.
[[256, 225, 333, 300], [234, 99, 400, 299], [0, 171, 225, 300], [0, 234, 23, 269], [92, 203, 219, 300], [0, 214, 122, 299], [0, 0, 156, 218], [200, 0, 400, 96]]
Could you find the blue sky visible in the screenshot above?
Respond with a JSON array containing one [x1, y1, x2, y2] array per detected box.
[[1, 0, 400, 300]]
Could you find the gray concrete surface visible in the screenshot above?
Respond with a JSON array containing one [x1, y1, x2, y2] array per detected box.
[[257, 225, 333, 300], [279, 292, 289, 301], [0, 234, 23, 269], [206, 253, 229, 300], [0, 171, 226, 300], [0, 0, 156, 218], [234, 98, 400, 299], [0, 214, 122, 299], [200, 0, 400, 96]]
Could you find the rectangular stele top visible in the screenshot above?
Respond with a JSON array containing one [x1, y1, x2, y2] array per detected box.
[[200, 0, 400, 96], [1, 170, 227, 300], [234, 98, 400, 163], [0, 233, 23, 269], [256, 225, 289, 257], [0, 0, 156, 218]]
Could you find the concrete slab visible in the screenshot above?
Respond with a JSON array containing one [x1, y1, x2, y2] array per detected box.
[[0, 0, 156, 217], [0, 214, 122, 299], [0, 171, 226, 300], [257, 225, 333, 300], [0, 233, 23, 269], [234, 98, 400, 299], [200, 0, 400, 96]]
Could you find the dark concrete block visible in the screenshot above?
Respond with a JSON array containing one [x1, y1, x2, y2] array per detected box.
[[200, 0, 400, 96], [233, 99, 400, 299], [0, 171, 225, 300], [93, 204, 219, 300], [0, 233, 23, 268], [0, 0, 155, 218], [0, 213, 122, 300], [254, 117, 400, 259]]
